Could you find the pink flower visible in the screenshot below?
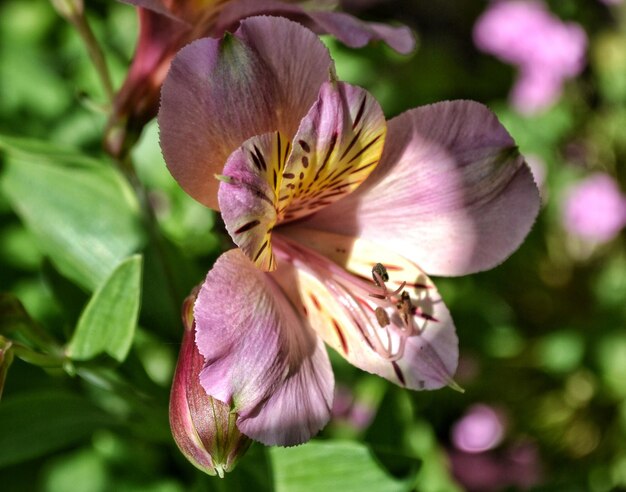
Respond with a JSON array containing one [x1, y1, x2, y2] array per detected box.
[[331, 385, 376, 430], [563, 173, 626, 242], [451, 404, 506, 453], [449, 441, 542, 491], [104, 0, 415, 157], [159, 17, 540, 446], [473, 0, 587, 114]]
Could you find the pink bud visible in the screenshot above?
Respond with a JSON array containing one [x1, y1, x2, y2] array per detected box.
[[104, 7, 187, 158], [169, 291, 251, 477]]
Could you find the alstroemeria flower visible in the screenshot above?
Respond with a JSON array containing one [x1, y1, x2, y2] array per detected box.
[[105, 0, 414, 156], [159, 17, 540, 446]]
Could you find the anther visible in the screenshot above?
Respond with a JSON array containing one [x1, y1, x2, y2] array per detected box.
[[371, 263, 389, 286], [397, 291, 414, 327], [375, 307, 390, 327]]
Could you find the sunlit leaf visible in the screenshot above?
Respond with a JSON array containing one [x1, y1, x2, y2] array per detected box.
[[42, 449, 108, 492], [0, 390, 112, 467], [0, 139, 145, 290], [67, 255, 142, 362], [0, 134, 100, 167], [271, 441, 411, 492]]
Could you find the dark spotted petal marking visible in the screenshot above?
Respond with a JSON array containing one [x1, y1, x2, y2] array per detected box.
[[218, 131, 289, 271], [277, 81, 386, 223], [220, 83, 385, 269]]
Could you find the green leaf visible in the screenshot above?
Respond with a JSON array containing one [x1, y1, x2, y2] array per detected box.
[[0, 134, 100, 167], [270, 441, 411, 492], [67, 255, 142, 362], [0, 390, 112, 467], [0, 140, 145, 291]]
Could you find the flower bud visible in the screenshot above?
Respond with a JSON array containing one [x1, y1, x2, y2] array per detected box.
[[169, 290, 251, 477], [104, 8, 186, 159]]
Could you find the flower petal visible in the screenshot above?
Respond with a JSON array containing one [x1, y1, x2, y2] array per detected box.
[[194, 250, 334, 446], [121, 0, 179, 19], [300, 101, 541, 276], [214, 0, 416, 54], [218, 132, 288, 271], [273, 232, 458, 390], [279, 81, 386, 223], [159, 16, 332, 209], [305, 11, 415, 54], [121, 0, 225, 24]]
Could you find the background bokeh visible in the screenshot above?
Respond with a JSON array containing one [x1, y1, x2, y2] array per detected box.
[[1, 1, 625, 491]]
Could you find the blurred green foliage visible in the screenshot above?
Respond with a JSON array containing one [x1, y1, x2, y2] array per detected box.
[[1, 0, 625, 491]]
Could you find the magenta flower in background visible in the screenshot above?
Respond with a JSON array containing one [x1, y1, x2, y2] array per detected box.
[[449, 441, 542, 491], [473, 0, 587, 114], [331, 385, 376, 430], [451, 404, 506, 453], [105, 0, 414, 157], [159, 16, 540, 446], [563, 173, 626, 242]]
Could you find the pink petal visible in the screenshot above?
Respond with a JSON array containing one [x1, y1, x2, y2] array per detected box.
[[300, 101, 540, 276], [214, 0, 415, 54], [273, 231, 458, 390], [306, 11, 415, 54], [218, 132, 285, 271], [159, 16, 332, 209], [280, 81, 386, 223], [194, 250, 334, 446], [121, 0, 177, 19], [120, 0, 208, 23]]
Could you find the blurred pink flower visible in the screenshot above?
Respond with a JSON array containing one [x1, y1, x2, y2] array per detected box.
[[451, 404, 506, 453], [449, 441, 542, 491], [563, 173, 626, 242], [332, 385, 376, 431], [474, 0, 587, 114]]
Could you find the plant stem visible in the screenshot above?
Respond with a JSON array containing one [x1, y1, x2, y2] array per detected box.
[[118, 154, 185, 320], [12, 343, 66, 368], [70, 12, 115, 104]]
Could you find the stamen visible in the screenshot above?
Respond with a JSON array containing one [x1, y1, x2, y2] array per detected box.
[[273, 236, 430, 363], [371, 263, 389, 286], [397, 291, 413, 324], [375, 307, 390, 327]]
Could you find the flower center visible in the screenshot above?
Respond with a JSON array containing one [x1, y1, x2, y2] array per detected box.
[[218, 81, 387, 272], [273, 235, 434, 362]]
